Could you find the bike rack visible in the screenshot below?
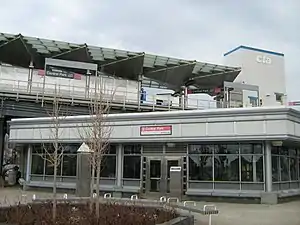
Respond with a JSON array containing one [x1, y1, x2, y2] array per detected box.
[[203, 204, 217, 225]]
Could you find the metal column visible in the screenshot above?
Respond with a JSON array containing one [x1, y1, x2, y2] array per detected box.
[[27, 61, 34, 93], [137, 74, 143, 110], [0, 117, 5, 173], [116, 144, 123, 187], [265, 141, 272, 192]]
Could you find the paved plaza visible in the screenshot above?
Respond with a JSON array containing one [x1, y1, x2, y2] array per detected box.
[[0, 188, 299, 225]]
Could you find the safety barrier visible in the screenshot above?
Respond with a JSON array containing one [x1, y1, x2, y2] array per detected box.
[[0, 64, 231, 111], [27, 193, 218, 225]]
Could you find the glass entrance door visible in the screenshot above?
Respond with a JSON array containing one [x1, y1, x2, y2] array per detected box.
[[149, 160, 161, 192], [146, 157, 182, 194], [167, 159, 179, 193]]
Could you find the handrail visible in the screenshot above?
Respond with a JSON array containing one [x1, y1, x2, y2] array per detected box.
[[0, 64, 255, 110]]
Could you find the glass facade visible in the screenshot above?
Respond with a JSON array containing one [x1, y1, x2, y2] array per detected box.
[[272, 146, 300, 190], [29, 142, 300, 194], [31, 144, 78, 181], [123, 145, 141, 179], [188, 143, 264, 190]]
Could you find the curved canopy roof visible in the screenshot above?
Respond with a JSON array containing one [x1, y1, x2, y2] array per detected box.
[[0, 32, 241, 91]]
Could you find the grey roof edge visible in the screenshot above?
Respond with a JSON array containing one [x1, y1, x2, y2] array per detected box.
[[0, 32, 240, 71], [9, 106, 297, 125], [224, 45, 284, 57]]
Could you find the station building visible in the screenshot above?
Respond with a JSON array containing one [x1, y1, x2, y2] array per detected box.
[[0, 32, 295, 203]]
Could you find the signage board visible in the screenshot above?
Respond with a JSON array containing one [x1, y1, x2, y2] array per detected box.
[[256, 55, 272, 64], [170, 166, 181, 172], [45, 66, 82, 79], [140, 125, 172, 136]]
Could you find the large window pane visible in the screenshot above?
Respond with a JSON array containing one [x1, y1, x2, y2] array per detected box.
[[123, 156, 141, 179], [62, 155, 77, 176], [31, 155, 44, 175], [280, 156, 289, 181], [63, 144, 80, 154], [290, 157, 298, 181], [241, 155, 263, 182], [214, 154, 239, 181], [189, 155, 213, 181], [189, 145, 214, 154], [272, 156, 280, 182], [101, 156, 116, 178], [240, 144, 263, 154], [124, 145, 141, 154], [215, 144, 239, 154], [45, 155, 61, 176]]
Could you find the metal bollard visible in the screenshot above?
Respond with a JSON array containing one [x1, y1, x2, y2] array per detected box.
[[104, 193, 112, 199], [203, 205, 217, 225], [63, 194, 68, 199], [32, 194, 36, 200], [167, 197, 179, 204], [130, 195, 138, 200], [160, 196, 167, 202]]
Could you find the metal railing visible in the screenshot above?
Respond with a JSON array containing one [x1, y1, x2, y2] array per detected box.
[[0, 64, 249, 110]]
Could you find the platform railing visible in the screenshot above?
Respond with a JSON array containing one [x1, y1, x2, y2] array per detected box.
[[0, 64, 243, 110]]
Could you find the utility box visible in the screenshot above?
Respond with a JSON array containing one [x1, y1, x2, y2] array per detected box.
[[169, 166, 182, 200]]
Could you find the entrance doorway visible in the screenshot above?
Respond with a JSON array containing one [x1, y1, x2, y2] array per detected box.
[[146, 157, 181, 194]]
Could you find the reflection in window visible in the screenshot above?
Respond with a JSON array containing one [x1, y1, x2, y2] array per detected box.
[[45, 155, 62, 176], [189, 155, 213, 181], [272, 156, 280, 182], [214, 154, 239, 181], [241, 155, 263, 182], [62, 155, 77, 176], [215, 144, 239, 154], [31, 155, 44, 175], [290, 157, 298, 181], [123, 156, 141, 179], [101, 156, 116, 178], [280, 157, 289, 181]]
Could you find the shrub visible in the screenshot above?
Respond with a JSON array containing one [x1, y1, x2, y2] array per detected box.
[[0, 201, 178, 225]]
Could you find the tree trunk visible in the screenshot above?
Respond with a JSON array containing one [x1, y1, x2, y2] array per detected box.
[[53, 147, 57, 221], [95, 156, 101, 219], [90, 152, 95, 211]]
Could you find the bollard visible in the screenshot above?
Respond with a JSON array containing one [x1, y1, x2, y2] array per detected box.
[[104, 193, 112, 199], [130, 195, 138, 200], [160, 196, 167, 202], [63, 194, 68, 199], [167, 197, 179, 204], [93, 193, 97, 198], [32, 194, 36, 200], [204, 205, 217, 225]]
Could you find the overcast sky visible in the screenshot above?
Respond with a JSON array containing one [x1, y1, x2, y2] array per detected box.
[[0, 0, 299, 100]]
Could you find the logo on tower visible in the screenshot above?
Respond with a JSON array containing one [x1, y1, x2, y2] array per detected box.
[[256, 55, 272, 64]]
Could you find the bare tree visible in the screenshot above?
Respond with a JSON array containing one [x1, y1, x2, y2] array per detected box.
[[80, 75, 117, 218], [37, 85, 67, 220]]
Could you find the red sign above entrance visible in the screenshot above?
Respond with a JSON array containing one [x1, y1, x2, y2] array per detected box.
[[140, 125, 172, 136]]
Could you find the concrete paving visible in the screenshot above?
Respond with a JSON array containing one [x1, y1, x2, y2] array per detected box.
[[0, 187, 300, 225]]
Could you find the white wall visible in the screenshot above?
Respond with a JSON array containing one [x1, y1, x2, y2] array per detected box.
[[223, 47, 286, 106]]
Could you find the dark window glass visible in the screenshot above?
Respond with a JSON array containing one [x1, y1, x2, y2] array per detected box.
[[62, 155, 77, 176], [188, 145, 214, 154], [32, 145, 44, 154], [188, 155, 213, 181], [123, 156, 141, 179], [107, 145, 117, 154], [45, 155, 61, 176], [101, 156, 116, 178], [241, 155, 264, 182], [214, 154, 239, 181], [272, 156, 280, 182], [31, 155, 44, 175], [63, 144, 80, 154], [124, 145, 141, 154], [290, 157, 297, 181], [215, 144, 239, 154], [280, 156, 289, 181], [240, 144, 263, 154]]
